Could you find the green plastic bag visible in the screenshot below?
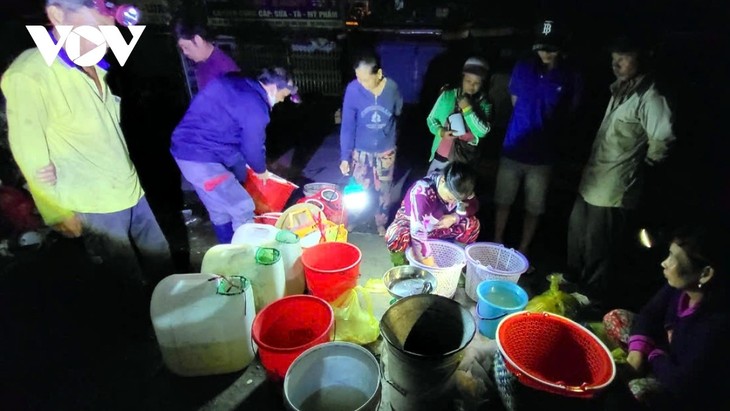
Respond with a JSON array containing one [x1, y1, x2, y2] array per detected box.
[[525, 273, 579, 319]]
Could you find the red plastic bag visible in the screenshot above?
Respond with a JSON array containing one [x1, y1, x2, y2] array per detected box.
[[242, 167, 298, 215], [0, 185, 43, 236], [253, 212, 282, 226]]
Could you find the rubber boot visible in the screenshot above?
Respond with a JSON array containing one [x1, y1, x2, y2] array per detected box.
[[212, 222, 234, 244]]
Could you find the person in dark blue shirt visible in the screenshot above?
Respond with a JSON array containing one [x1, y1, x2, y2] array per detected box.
[[339, 49, 403, 235], [170, 68, 299, 243], [493, 20, 582, 261]]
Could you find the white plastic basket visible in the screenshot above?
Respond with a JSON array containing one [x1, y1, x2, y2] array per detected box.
[[465, 242, 529, 302], [406, 240, 466, 298]]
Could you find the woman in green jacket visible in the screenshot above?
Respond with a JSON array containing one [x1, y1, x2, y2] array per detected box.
[[426, 57, 493, 173]]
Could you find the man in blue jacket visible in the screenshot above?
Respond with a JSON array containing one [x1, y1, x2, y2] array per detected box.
[[171, 68, 299, 243], [493, 20, 582, 261]]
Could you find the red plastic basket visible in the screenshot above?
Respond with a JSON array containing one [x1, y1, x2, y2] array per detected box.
[[495, 311, 615, 399]]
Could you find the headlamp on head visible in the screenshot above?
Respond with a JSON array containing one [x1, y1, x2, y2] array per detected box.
[[444, 177, 474, 216], [89, 0, 141, 26], [286, 85, 301, 104], [278, 81, 301, 104], [259, 67, 301, 104], [455, 194, 475, 216]]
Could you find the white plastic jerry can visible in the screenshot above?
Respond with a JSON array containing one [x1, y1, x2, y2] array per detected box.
[[275, 230, 305, 295], [150, 274, 255, 377], [231, 223, 280, 248], [201, 243, 286, 312]]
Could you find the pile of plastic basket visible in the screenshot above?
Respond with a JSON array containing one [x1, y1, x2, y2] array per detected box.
[[464, 242, 529, 302], [493, 311, 616, 411], [406, 240, 466, 298]]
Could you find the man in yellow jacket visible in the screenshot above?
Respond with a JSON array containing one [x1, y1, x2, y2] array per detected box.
[[1, 1, 171, 301]]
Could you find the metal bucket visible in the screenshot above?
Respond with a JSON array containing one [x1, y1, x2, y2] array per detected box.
[[284, 342, 381, 411], [380, 294, 476, 396], [382, 265, 437, 300]]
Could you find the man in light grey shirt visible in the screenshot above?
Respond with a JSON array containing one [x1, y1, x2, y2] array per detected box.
[[567, 35, 675, 307]]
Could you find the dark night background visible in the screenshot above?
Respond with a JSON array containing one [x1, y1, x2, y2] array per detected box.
[[0, 0, 728, 409]]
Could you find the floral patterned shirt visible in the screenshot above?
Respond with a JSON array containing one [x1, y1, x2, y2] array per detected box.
[[403, 172, 478, 258]]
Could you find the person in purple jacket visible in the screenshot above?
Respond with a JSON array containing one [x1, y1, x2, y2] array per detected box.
[[602, 223, 730, 410], [173, 14, 240, 91], [339, 49, 403, 235], [170, 68, 299, 243]]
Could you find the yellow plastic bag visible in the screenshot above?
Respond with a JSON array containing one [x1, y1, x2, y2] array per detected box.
[[331, 285, 380, 345], [363, 278, 388, 294], [323, 221, 348, 243], [525, 273, 579, 319]]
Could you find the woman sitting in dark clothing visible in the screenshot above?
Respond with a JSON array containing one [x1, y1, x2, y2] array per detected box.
[[602, 223, 730, 410]]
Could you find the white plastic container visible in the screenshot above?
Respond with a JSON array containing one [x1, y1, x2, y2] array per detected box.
[[275, 230, 305, 295], [150, 273, 255, 377], [231, 223, 280, 248], [201, 243, 286, 312]]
